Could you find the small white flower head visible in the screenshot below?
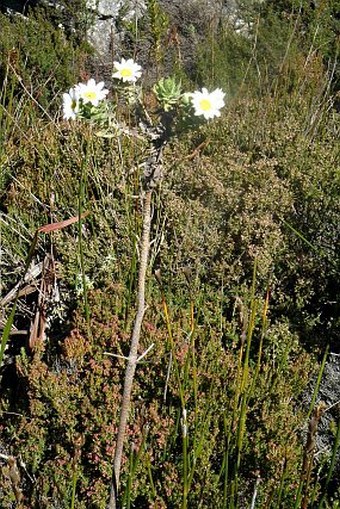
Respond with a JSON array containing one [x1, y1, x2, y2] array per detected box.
[[77, 78, 109, 107], [62, 86, 80, 120], [112, 58, 142, 83], [190, 87, 225, 120]]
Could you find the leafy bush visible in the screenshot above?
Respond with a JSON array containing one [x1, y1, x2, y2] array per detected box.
[[0, 8, 90, 119], [1, 284, 314, 507]]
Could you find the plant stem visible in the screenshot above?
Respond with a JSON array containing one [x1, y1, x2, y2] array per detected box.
[[108, 189, 153, 509], [70, 470, 77, 509], [78, 138, 91, 333]]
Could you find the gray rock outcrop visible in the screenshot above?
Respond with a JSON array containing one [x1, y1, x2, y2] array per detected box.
[[306, 354, 340, 489], [86, 1, 147, 60]]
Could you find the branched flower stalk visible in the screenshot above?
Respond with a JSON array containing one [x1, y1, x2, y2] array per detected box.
[[104, 117, 175, 508], [61, 61, 225, 509], [108, 116, 169, 508]]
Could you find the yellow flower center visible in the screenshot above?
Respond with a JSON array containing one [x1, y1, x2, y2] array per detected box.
[[84, 91, 97, 101], [121, 68, 133, 78], [199, 98, 212, 111]]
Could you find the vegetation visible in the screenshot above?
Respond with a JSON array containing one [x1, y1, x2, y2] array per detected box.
[[0, 1, 339, 508]]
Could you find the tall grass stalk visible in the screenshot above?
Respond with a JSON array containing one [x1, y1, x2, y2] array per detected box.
[[161, 278, 214, 507], [70, 470, 77, 509], [76, 133, 94, 334], [228, 262, 258, 508], [160, 288, 185, 408], [307, 346, 329, 420], [317, 419, 340, 508], [274, 459, 289, 509], [294, 404, 325, 509], [159, 285, 191, 505], [0, 60, 13, 150], [251, 285, 270, 389], [181, 407, 189, 509], [122, 432, 147, 509], [291, 347, 329, 508]]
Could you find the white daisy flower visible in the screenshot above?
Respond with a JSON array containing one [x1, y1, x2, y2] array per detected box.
[[62, 86, 80, 120], [77, 78, 109, 107], [112, 58, 142, 83], [189, 87, 225, 120]]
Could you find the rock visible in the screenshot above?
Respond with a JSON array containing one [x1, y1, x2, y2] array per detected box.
[[305, 354, 340, 492], [0, 0, 147, 62], [316, 355, 340, 461], [86, 1, 147, 62], [0, 0, 259, 67]]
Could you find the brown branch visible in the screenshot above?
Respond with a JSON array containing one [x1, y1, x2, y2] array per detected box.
[[107, 190, 153, 509]]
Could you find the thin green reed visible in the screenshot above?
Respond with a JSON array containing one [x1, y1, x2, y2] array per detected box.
[[120, 162, 142, 328], [251, 285, 270, 391], [182, 406, 189, 509], [181, 304, 193, 509], [307, 346, 329, 421], [222, 412, 230, 506], [122, 432, 147, 509], [182, 283, 214, 506], [160, 280, 202, 509], [181, 281, 209, 509], [161, 288, 191, 508], [317, 418, 340, 508], [145, 452, 157, 502], [273, 458, 289, 509], [160, 286, 185, 408], [223, 323, 245, 506], [180, 306, 197, 509], [293, 348, 329, 509], [183, 278, 199, 414], [0, 60, 12, 148], [70, 470, 77, 509], [224, 260, 258, 508], [234, 261, 258, 504], [77, 133, 92, 333]]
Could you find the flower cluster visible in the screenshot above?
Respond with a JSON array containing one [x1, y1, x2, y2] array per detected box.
[[62, 58, 225, 122], [63, 79, 109, 120]]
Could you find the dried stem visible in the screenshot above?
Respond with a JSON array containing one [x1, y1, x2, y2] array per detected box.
[[107, 189, 153, 509]]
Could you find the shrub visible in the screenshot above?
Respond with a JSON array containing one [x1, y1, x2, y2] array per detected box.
[[0, 8, 90, 120]]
